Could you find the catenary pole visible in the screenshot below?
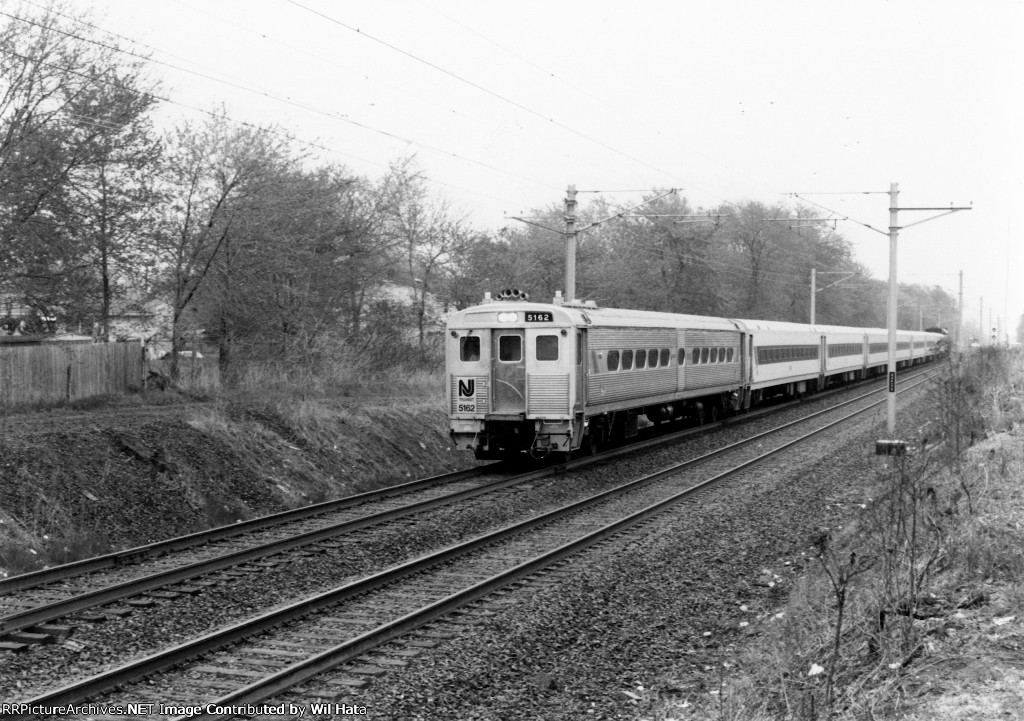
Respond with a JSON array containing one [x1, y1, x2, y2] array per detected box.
[[810, 268, 816, 324], [564, 185, 577, 303], [886, 183, 899, 436]]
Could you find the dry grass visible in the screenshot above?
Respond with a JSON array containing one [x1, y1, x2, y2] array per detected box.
[[1, 357, 457, 578], [646, 350, 1024, 721]]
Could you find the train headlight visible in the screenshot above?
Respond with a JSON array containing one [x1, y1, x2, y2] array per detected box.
[[497, 312, 518, 323]]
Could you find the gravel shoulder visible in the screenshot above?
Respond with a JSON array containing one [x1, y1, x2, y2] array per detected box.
[[328, 393, 932, 719]]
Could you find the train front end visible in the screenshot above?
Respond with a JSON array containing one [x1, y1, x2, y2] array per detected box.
[[447, 293, 580, 460]]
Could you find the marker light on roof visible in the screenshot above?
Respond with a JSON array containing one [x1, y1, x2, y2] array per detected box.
[[497, 312, 518, 323]]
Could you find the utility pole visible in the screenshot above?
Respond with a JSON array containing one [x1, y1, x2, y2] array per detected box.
[[810, 268, 816, 325], [876, 182, 970, 456], [564, 185, 578, 304], [883, 182, 900, 447], [511, 186, 677, 307], [808, 269, 858, 325]]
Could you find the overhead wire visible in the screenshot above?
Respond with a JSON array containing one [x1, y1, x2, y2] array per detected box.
[[3, 4, 559, 206], [285, 0, 686, 186], [8, 3, 960, 306], [416, 1, 774, 210], [147, 0, 621, 182]]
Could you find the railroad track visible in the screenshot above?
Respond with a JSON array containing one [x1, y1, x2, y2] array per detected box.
[[8, 367, 939, 718], [0, 365, 938, 650]]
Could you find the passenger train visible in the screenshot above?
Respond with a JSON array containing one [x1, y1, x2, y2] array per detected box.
[[446, 290, 946, 460]]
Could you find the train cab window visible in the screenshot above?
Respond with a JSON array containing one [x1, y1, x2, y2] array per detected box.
[[607, 350, 620, 371], [536, 335, 559, 361], [460, 336, 480, 362], [710, 348, 718, 363], [621, 349, 634, 370], [635, 349, 647, 368], [498, 335, 522, 362], [727, 348, 734, 362], [691, 348, 699, 365], [701, 347, 709, 364], [661, 348, 671, 366]]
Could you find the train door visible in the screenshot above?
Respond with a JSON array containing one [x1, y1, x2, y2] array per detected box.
[[819, 335, 827, 386], [575, 330, 587, 410], [738, 333, 746, 387], [491, 329, 526, 414]]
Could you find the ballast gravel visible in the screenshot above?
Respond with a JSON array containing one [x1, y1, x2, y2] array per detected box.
[[1, 377, 938, 715], [329, 392, 940, 720]]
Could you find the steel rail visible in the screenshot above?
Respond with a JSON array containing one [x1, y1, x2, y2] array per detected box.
[[1, 363, 941, 638], [0, 465, 497, 595], [1, 359, 937, 598], [191, 371, 940, 717], [15, 370, 936, 714], [0, 464, 558, 637]]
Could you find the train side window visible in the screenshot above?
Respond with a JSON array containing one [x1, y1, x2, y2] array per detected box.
[[498, 335, 522, 362], [576, 333, 582, 365], [536, 335, 559, 361], [635, 349, 647, 368], [701, 347, 709, 364], [710, 348, 718, 363], [460, 336, 480, 362], [648, 348, 659, 367], [622, 349, 634, 370], [727, 348, 734, 362], [607, 350, 619, 371], [661, 348, 671, 366], [691, 348, 699, 365]]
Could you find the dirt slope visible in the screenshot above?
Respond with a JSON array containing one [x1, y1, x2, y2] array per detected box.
[[0, 398, 477, 576]]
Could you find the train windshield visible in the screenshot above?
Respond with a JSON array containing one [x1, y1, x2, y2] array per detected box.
[[460, 336, 480, 362]]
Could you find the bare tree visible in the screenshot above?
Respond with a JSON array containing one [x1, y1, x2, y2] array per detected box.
[[155, 114, 294, 379], [395, 191, 473, 353]]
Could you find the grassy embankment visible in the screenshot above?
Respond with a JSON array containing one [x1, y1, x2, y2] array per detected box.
[[646, 348, 1024, 720], [0, 359, 473, 578]]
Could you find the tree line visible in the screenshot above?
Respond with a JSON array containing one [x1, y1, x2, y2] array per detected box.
[[0, 2, 957, 384]]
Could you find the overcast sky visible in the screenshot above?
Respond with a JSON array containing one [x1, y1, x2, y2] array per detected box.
[[84, 0, 1023, 338]]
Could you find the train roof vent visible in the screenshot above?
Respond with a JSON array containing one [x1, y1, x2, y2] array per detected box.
[[497, 288, 529, 301]]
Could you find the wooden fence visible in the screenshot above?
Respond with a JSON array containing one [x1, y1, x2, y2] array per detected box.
[[0, 342, 145, 407]]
